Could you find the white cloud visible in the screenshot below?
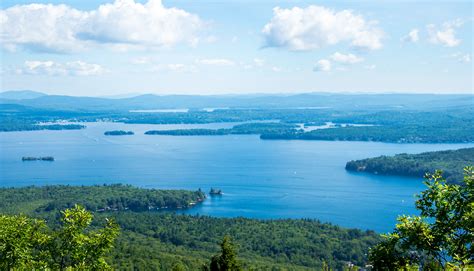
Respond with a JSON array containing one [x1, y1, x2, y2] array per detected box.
[[271, 66, 282, 72], [1, 0, 206, 53], [17, 60, 106, 76], [458, 54, 471, 63], [402, 29, 419, 43], [253, 58, 265, 67], [196, 58, 235, 66], [239, 58, 265, 70], [427, 19, 463, 47], [153, 63, 197, 73], [262, 5, 383, 51], [330, 52, 363, 64], [313, 59, 331, 72], [131, 57, 153, 65], [365, 64, 376, 70], [449, 52, 471, 63]]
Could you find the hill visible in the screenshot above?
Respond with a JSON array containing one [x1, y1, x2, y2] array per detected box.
[[0, 185, 380, 270], [1, 92, 472, 111], [0, 90, 46, 100], [345, 148, 474, 183]]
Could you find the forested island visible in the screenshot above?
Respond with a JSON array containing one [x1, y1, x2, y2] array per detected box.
[[2, 99, 473, 143], [145, 122, 299, 136], [104, 130, 134, 136], [0, 184, 380, 270], [345, 147, 474, 183], [22, 156, 54, 161]]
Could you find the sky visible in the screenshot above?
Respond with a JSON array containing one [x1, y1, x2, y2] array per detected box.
[[0, 0, 472, 96]]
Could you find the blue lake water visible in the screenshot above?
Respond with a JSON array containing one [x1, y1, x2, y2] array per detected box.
[[1, 122, 472, 232]]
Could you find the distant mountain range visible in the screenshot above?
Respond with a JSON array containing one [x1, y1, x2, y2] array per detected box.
[[0, 90, 47, 100], [0, 90, 472, 112]]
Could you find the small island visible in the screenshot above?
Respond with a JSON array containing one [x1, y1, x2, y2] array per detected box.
[[22, 156, 54, 161], [104, 130, 134, 136], [209, 188, 223, 195]]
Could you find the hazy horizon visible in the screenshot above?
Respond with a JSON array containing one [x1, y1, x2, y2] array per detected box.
[[2, 89, 474, 98]]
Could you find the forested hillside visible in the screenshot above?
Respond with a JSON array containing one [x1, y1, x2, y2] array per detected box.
[[0, 185, 380, 270], [345, 148, 474, 183], [0, 184, 206, 213]]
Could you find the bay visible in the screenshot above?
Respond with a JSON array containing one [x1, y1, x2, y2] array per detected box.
[[1, 121, 472, 232]]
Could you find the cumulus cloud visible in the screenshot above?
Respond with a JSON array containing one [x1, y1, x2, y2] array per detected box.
[[313, 59, 331, 72], [1, 0, 206, 53], [449, 52, 471, 63], [427, 19, 463, 47], [330, 52, 363, 64], [402, 29, 419, 43], [458, 54, 471, 63], [262, 5, 383, 51], [196, 58, 235, 66], [16, 60, 106, 76]]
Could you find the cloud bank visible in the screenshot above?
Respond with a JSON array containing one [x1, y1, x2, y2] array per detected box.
[[17, 60, 106, 76], [0, 0, 205, 53]]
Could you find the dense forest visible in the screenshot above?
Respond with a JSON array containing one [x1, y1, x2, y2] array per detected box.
[[0, 101, 474, 143], [345, 148, 474, 183], [104, 130, 134, 136], [1, 102, 473, 143], [0, 117, 85, 132], [260, 124, 474, 143], [0, 184, 206, 213], [0, 185, 380, 270], [145, 122, 299, 136]]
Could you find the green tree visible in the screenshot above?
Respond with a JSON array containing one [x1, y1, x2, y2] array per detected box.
[[0, 215, 50, 269], [172, 261, 187, 271], [369, 167, 474, 270], [0, 204, 119, 270], [209, 236, 242, 271]]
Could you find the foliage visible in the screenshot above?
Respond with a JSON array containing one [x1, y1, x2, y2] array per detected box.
[[208, 236, 241, 271], [0, 185, 380, 270], [104, 130, 134, 136], [345, 148, 474, 184], [0, 205, 119, 270], [0, 184, 206, 214], [0, 117, 85, 132], [145, 122, 298, 136], [2, 101, 474, 143], [369, 167, 474, 269], [106, 213, 379, 270], [261, 123, 474, 143]]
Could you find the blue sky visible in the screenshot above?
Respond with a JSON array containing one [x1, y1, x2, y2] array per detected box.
[[1, 0, 472, 96]]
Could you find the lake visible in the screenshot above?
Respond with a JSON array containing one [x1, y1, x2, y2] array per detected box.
[[1, 121, 472, 232]]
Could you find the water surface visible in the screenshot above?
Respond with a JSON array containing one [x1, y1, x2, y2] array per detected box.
[[1, 122, 472, 232]]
